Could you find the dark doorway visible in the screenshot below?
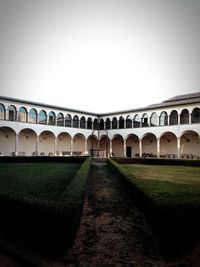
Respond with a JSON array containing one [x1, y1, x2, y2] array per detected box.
[[126, 146, 132, 157]]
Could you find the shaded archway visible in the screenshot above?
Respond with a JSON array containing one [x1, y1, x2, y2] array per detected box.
[[160, 132, 177, 158], [180, 109, 189, 124], [180, 131, 200, 159], [191, 108, 200, 123], [142, 133, 157, 157], [112, 134, 124, 157], [125, 134, 139, 157], [169, 110, 178, 125], [87, 134, 98, 156], [73, 133, 86, 155], [0, 127, 16, 156], [39, 131, 55, 156], [19, 128, 37, 156], [57, 132, 71, 156]]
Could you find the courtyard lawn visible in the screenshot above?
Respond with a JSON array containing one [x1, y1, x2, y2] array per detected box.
[[122, 164, 200, 207], [0, 159, 91, 257], [108, 159, 200, 252], [0, 162, 81, 202]]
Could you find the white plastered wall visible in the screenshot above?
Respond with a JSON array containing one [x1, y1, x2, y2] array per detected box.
[[57, 133, 71, 155], [112, 136, 124, 157], [18, 130, 36, 156], [38, 132, 55, 155], [126, 136, 139, 157], [0, 128, 15, 156]]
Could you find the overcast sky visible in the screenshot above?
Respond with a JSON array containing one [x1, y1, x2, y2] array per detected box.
[[0, 0, 199, 113]]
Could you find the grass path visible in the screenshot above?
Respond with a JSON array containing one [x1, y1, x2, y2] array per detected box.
[[66, 162, 165, 266]]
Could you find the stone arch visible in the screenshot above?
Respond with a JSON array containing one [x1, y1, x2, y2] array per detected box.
[[8, 105, 17, 121], [125, 134, 139, 157], [99, 134, 110, 157], [39, 130, 55, 156], [100, 119, 104, 130], [0, 103, 6, 120], [112, 134, 124, 157], [73, 133, 86, 155], [0, 126, 16, 156], [57, 132, 71, 156], [133, 114, 140, 128], [142, 133, 157, 157], [112, 117, 117, 129], [160, 131, 177, 158], [159, 111, 168, 126], [141, 113, 149, 127], [169, 110, 178, 125], [119, 116, 125, 129], [57, 112, 64, 126], [80, 116, 86, 129], [65, 114, 71, 127], [18, 106, 28, 123], [18, 128, 37, 156], [180, 109, 189, 124], [191, 107, 200, 123], [93, 118, 98, 130], [48, 111, 56, 125], [126, 115, 132, 128], [87, 117, 92, 129], [28, 108, 37, 124], [106, 118, 111, 129], [180, 130, 200, 159], [150, 112, 158, 126], [73, 115, 79, 128], [39, 110, 47, 124], [87, 134, 98, 156]]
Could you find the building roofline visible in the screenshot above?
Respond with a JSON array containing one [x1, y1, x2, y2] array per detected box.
[[0, 95, 99, 116], [0, 92, 200, 117]]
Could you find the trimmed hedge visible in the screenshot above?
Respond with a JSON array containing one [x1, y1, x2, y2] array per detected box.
[[0, 156, 88, 163], [108, 159, 200, 253], [113, 157, 200, 166], [0, 157, 91, 256]]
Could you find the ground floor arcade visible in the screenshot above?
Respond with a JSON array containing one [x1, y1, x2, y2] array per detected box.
[[0, 127, 199, 159]]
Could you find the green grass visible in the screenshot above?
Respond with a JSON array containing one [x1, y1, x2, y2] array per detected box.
[[0, 162, 81, 201], [108, 159, 200, 251], [122, 164, 200, 207], [0, 159, 91, 261]]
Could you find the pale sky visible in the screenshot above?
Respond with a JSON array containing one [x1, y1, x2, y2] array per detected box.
[[0, 0, 199, 113]]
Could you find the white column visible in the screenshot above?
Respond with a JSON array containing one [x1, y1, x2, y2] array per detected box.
[[15, 134, 19, 156], [110, 139, 113, 157], [54, 137, 57, 156], [139, 139, 142, 157], [178, 113, 180, 125], [189, 113, 192, 124], [36, 135, 39, 155], [84, 139, 88, 155], [124, 139, 126, 157], [177, 137, 181, 158], [167, 115, 169, 125], [70, 138, 73, 155], [157, 138, 160, 158]]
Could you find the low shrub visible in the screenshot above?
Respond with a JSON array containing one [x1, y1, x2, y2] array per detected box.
[[108, 159, 200, 253]]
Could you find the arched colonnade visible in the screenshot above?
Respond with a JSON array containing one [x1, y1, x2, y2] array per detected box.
[[0, 127, 199, 159]]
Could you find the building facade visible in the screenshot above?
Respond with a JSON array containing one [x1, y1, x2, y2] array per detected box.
[[0, 93, 200, 159]]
